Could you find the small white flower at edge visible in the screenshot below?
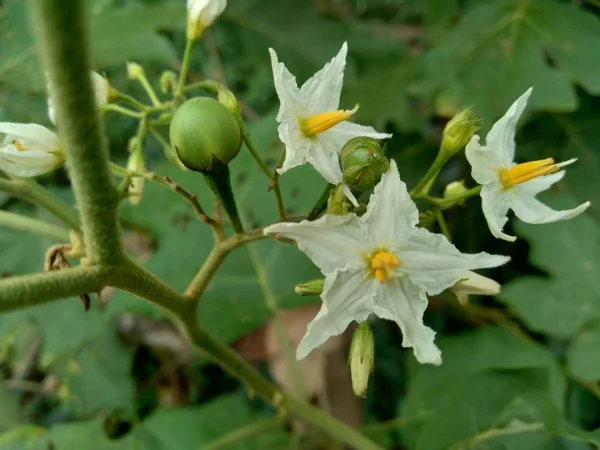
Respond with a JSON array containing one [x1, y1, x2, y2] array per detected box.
[[0, 123, 62, 177], [264, 160, 509, 365], [450, 271, 500, 296], [187, 0, 227, 40], [270, 42, 392, 206], [466, 88, 591, 242], [48, 71, 110, 124]]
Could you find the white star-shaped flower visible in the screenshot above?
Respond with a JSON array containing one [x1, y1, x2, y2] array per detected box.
[[270, 42, 391, 204], [265, 160, 509, 364], [48, 71, 110, 125], [466, 88, 591, 242], [0, 123, 62, 177]]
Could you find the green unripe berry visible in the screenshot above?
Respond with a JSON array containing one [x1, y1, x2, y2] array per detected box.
[[340, 137, 389, 192], [170, 97, 242, 172]]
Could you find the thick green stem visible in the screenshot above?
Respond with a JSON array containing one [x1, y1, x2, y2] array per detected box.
[[31, 0, 124, 265], [202, 418, 282, 450], [0, 210, 71, 242], [0, 266, 111, 313], [202, 160, 244, 234], [0, 178, 80, 230]]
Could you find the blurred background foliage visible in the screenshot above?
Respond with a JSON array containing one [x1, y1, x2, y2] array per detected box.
[[1, 0, 600, 448]]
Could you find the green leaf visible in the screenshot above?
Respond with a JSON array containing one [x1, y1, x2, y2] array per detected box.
[[112, 113, 323, 343], [0, 426, 50, 450], [0, 0, 182, 94], [413, 0, 600, 122], [50, 419, 143, 450], [142, 392, 288, 449], [414, 368, 561, 450], [399, 326, 565, 448], [500, 194, 599, 337], [52, 326, 135, 416], [566, 322, 600, 382], [0, 383, 24, 432]]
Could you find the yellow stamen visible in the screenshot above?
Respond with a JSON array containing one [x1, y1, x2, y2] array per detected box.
[[499, 158, 559, 188], [12, 140, 26, 152], [301, 104, 359, 137], [369, 250, 400, 283]]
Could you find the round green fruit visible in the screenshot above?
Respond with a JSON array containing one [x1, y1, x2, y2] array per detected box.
[[169, 97, 242, 172], [340, 137, 389, 192]]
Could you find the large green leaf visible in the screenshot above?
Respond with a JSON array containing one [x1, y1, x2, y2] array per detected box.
[[0, 426, 49, 450], [0, 0, 182, 94], [399, 326, 565, 448], [500, 194, 600, 337], [566, 321, 600, 382], [413, 0, 600, 122], [414, 368, 561, 450], [142, 392, 289, 449]]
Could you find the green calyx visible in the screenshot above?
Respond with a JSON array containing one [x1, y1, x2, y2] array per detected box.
[[340, 137, 389, 192], [170, 97, 242, 172]]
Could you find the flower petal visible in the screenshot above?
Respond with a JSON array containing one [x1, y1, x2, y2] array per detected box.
[[373, 278, 441, 365], [300, 42, 347, 113], [399, 227, 509, 295], [297, 269, 375, 360], [512, 193, 590, 225], [480, 182, 517, 242], [0, 123, 59, 152], [305, 139, 344, 185], [465, 135, 505, 184], [277, 122, 310, 175], [264, 213, 368, 275], [91, 71, 110, 109], [323, 121, 392, 150], [517, 171, 565, 197], [485, 87, 532, 166], [0, 146, 60, 177], [360, 160, 419, 246], [269, 48, 305, 120], [450, 271, 500, 296]]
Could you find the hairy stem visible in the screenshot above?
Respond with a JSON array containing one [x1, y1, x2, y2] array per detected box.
[[0, 210, 71, 242], [0, 266, 111, 313], [185, 228, 268, 300], [0, 178, 80, 230], [32, 0, 124, 265]]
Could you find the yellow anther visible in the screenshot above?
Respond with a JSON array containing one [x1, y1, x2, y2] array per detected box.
[[369, 250, 400, 283], [499, 158, 559, 188], [12, 140, 26, 152], [301, 104, 359, 137]]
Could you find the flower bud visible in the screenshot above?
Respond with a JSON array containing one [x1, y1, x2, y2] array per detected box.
[[441, 108, 479, 156], [159, 71, 178, 94], [126, 148, 146, 206], [126, 62, 145, 80], [48, 71, 111, 124], [340, 137, 389, 193], [326, 184, 349, 216], [348, 322, 375, 397], [170, 97, 241, 172], [187, 0, 227, 41], [443, 180, 468, 205], [294, 279, 324, 296], [0, 123, 63, 177], [450, 271, 500, 297], [217, 87, 241, 118]]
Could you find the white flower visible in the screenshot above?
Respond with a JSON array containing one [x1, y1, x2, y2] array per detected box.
[[450, 271, 500, 296], [270, 42, 391, 205], [187, 0, 226, 40], [48, 71, 109, 124], [264, 161, 509, 364], [466, 88, 591, 242], [0, 123, 62, 177]]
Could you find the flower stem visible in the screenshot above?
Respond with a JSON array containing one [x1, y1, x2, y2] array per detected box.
[[32, 0, 124, 265], [409, 151, 449, 198], [425, 185, 483, 209], [103, 104, 144, 119], [0, 210, 71, 242], [238, 119, 274, 180], [135, 71, 162, 107], [0, 177, 80, 231], [435, 210, 451, 240], [115, 92, 150, 111], [307, 184, 334, 220], [175, 38, 196, 101]]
